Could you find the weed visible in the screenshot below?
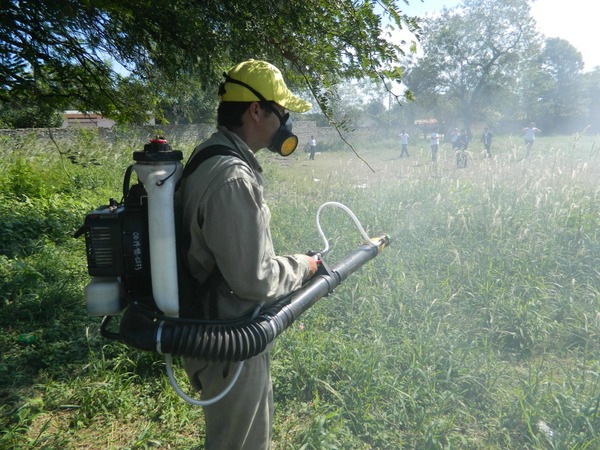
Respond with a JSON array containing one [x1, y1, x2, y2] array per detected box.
[[2, 133, 600, 448]]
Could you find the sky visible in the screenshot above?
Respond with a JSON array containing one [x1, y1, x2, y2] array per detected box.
[[402, 0, 599, 71]]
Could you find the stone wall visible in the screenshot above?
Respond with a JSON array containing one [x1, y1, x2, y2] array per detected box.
[[0, 124, 216, 145], [0, 121, 400, 150]]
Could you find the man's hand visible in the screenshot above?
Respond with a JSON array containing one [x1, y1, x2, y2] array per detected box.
[[305, 254, 319, 277]]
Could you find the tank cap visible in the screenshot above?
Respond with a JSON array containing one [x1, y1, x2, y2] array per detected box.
[[133, 137, 183, 162]]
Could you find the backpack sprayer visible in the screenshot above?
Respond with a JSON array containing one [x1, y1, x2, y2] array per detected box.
[[76, 138, 390, 405]]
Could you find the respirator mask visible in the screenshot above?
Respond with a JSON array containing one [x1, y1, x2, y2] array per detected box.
[[223, 74, 299, 156], [267, 109, 298, 157]]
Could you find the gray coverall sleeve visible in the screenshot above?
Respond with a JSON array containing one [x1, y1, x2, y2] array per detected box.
[[201, 175, 309, 302]]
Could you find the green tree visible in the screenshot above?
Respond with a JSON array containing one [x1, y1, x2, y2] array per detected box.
[[0, 98, 62, 128], [517, 37, 587, 134], [582, 68, 600, 133], [515, 55, 553, 126], [539, 38, 585, 132], [404, 0, 539, 133], [324, 78, 389, 128], [1, 0, 419, 126]]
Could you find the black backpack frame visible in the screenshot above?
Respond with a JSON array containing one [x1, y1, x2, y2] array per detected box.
[[76, 144, 241, 319]]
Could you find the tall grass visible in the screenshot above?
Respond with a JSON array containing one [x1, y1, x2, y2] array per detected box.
[[1, 129, 599, 448]]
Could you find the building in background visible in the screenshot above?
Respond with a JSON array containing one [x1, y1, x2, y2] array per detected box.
[[62, 111, 155, 128]]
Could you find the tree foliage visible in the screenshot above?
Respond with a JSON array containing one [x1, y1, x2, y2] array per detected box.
[[539, 38, 585, 129], [0, 98, 62, 128], [582, 68, 600, 131], [404, 0, 539, 132], [0, 0, 419, 126]]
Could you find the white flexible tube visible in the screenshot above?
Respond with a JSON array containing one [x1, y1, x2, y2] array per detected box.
[[165, 354, 244, 406], [316, 201, 373, 255], [164, 305, 262, 406]]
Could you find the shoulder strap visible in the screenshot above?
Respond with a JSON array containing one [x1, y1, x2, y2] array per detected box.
[[178, 144, 241, 187], [176, 143, 241, 319]]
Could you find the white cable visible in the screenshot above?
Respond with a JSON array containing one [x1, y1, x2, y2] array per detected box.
[[165, 354, 244, 407], [316, 201, 373, 255], [163, 305, 263, 406]]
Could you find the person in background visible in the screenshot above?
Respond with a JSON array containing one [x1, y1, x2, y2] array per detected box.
[[430, 129, 440, 162], [482, 127, 493, 158], [177, 59, 318, 450], [399, 129, 410, 157], [451, 128, 460, 151], [309, 134, 317, 160], [456, 129, 469, 151], [454, 129, 470, 168], [522, 122, 541, 158]]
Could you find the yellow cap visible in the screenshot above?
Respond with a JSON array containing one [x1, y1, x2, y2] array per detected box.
[[221, 60, 312, 113]]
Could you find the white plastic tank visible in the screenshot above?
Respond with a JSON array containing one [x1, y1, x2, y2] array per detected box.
[[133, 139, 183, 317], [85, 276, 125, 316]]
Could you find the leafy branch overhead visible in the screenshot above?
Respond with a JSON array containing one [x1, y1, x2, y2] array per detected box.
[[0, 0, 419, 124]]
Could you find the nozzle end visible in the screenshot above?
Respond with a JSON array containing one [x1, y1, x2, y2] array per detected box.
[[369, 234, 390, 252]]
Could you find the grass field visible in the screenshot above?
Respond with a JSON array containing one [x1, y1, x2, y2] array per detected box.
[[1, 130, 599, 449]]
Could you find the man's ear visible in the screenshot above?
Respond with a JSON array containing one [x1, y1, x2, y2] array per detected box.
[[247, 102, 262, 123]]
